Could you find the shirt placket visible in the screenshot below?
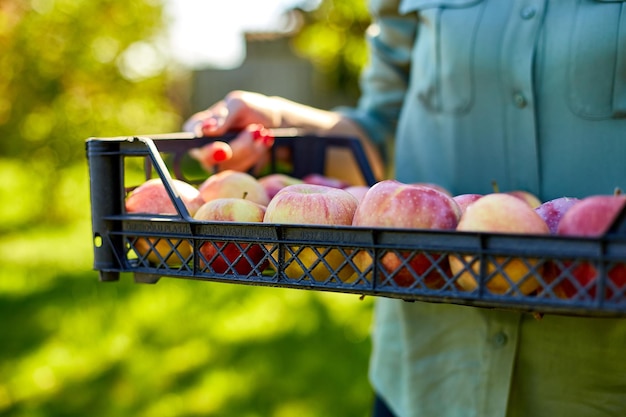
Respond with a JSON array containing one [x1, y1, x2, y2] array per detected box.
[[499, 0, 545, 195], [480, 312, 522, 417]]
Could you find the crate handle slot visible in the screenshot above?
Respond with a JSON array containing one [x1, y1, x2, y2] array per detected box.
[[142, 131, 378, 187], [607, 201, 626, 236], [134, 136, 193, 221]]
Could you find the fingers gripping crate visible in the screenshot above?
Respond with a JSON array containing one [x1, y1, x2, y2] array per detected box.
[[86, 134, 626, 318]]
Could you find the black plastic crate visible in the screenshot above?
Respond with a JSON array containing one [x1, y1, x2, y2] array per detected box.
[[86, 133, 626, 317]]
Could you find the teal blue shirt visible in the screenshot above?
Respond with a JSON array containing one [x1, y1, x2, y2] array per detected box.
[[343, 0, 626, 416]]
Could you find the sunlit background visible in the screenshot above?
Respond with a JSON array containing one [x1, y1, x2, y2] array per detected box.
[[0, 0, 375, 416], [165, 0, 318, 69]]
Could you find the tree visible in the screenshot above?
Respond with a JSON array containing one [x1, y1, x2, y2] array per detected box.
[[291, 0, 370, 99], [0, 0, 181, 227]]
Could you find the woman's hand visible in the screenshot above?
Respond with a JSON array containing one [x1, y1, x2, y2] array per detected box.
[[184, 90, 385, 182], [188, 124, 274, 173], [184, 91, 282, 173], [184, 90, 282, 136]]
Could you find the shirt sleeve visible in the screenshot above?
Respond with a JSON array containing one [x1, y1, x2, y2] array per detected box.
[[338, 0, 416, 163]]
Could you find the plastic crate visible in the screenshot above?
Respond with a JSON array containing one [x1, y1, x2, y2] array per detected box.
[[86, 133, 626, 317]]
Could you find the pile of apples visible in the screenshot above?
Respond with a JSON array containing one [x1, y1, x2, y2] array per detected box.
[[125, 170, 626, 300], [124, 170, 360, 275]]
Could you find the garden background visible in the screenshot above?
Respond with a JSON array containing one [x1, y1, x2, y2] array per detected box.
[[0, 1, 378, 416]]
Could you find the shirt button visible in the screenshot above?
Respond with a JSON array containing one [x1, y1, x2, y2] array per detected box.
[[492, 332, 508, 347], [513, 92, 527, 108], [520, 6, 536, 20]]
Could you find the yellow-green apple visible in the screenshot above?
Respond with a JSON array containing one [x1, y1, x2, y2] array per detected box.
[[302, 173, 350, 189], [450, 193, 550, 294], [534, 196, 580, 234], [453, 193, 483, 215], [125, 178, 204, 265], [552, 195, 626, 299], [198, 169, 270, 206], [491, 181, 542, 208], [507, 190, 542, 208], [263, 183, 358, 281], [352, 180, 462, 288], [344, 185, 370, 204], [193, 198, 267, 274], [257, 173, 303, 200]]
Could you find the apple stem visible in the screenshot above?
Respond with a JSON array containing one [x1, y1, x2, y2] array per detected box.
[[491, 180, 500, 193], [242, 191, 248, 200], [614, 187, 622, 196]]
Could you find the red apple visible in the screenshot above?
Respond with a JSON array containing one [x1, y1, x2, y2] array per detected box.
[[453, 194, 483, 215], [450, 193, 550, 295], [553, 195, 626, 300], [263, 184, 358, 281], [193, 198, 267, 274], [352, 180, 461, 289], [302, 173, 350, 189], [413, 182, 453, 197], [557, 195, 626, 237], [257, 173, 303, 200], [125, 178, 204, 265], [534, 196, 581, 295], [125, 178, 205, 216], [534, 196, 580, 234], [198, 169, 270, 206]]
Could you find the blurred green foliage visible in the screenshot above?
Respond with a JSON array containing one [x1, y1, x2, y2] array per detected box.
[[0, 0, 182, 230], [0, 1, 375, 416], [293, 0, 370, 98]]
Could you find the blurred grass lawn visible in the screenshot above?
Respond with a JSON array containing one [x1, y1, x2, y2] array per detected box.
[[0, 159, 375, 417]]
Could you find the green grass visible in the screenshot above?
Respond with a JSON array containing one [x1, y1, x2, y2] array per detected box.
[[0, 162, 375, 417]]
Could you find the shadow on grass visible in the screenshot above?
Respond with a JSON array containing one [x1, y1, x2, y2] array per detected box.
[[0, 270, 135, 362], [0, 270, 374, 417]]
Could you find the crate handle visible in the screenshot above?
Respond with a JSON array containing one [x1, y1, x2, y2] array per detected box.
[[142, 131, 378, 187], [133, 136, 193, 221]]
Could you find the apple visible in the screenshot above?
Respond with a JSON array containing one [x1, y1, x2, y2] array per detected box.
[[125, 178, 205, 216], [453, 193, 483, 215], [344, 185, 370, 203], [263, 184, 358, 281], [125, 178, 204, 265], [198, 169, 270, 206], [302, 173, 350, 189], [352, 180, 461, 289], [491, 181, 541, 208], [557, 195, 626, 237], [552, 195, 626, 299], [450, 193, 550, 295], [413, 182, 453, 197], [534, 196, 580, 234], [193, 198, 267, 274], [257, 173, 303, 200], [507, 190, 542, 209], [534, 196, 581, 295]]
